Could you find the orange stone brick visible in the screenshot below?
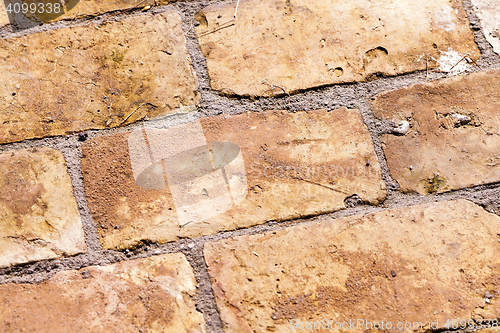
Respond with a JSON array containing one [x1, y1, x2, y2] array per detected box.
[[81, 108, 386, 250], [0, 11, 199, 144], [0, 254, 206, 333], [372, 69, 500, 194], [195, 0, 479, 97], [204, 200, 500, 333], [0, 147, 86, 268], [1, 0, 183, 28]]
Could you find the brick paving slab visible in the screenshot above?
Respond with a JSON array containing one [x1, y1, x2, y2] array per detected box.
[[204, 199, 500, 333], [43, 0, 174, 21], [0, 11, 199, 144], [0, 147, 86, 268], [1, 0, 191, 29], [471, 0, 500, 54], [82, 108, 386, 250], [11, 0, 180, 25], [0, 253, 206, 333], [0, 2, 8, 27], [195, 0, 479, 97], [372, 69, 500, 195]]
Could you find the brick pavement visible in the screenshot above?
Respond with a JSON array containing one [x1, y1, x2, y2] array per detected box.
[[0, 0, 499, 332]]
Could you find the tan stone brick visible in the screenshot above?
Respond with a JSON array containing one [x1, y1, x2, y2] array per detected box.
[[82, 108, 386, 250], [0, 11, 199, 144], [0, 2, 9, 27], [204, 199, 500, 333], [471, 0, 500, 54], [372, 69, 500, 195], [0, 253, 206, 333], [0, 147, 86, 268], [195, 0, 479, 97], [51, 0, 173, 21], [0, 0, 183, 28]]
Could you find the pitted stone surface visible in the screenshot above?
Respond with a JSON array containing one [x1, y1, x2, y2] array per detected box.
[[204, 200, 500, 333], [0, 147, 86, 268], [372, 69, 500, 195], [195, 0, 479, 97], [52, 0, 173, 20], [471, 0, 500, 54], [82, 108, 385, 250], [0, 254, 206, 333], [0, 11, 199, 144]]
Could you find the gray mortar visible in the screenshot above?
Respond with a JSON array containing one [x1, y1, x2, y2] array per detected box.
[[0, 0, 499, 332]]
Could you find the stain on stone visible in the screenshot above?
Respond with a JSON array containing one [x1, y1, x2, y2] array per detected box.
[[82, 133, 177, 249], [421, 175, 447, 194], [0, 159, 47, 223], [111, 50, 125, 63]]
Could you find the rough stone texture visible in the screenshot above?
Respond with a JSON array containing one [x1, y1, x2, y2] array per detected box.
[[471, 0, 500, 54], [53, 0, 172, 20], [0, 11, 199, 144], [0, 2, 8, 27], [204, 199, 500, 333], [372, 69, 500, 195], [195, 0, 479, 97], [82, 108, 386, 250], [49, 0, 178, 21], [1, 0, 190, 28], [0, 147, 86, 268], [0, 254, 206, 333]]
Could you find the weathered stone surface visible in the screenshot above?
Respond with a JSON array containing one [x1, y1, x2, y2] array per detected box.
[[372, 69, 500, 195], [0, 254, 206, 333], [204, 200, 500, 333], [52, 0, 171, 20], [195, 0, 479, 97], [82, 108, 386, 250], [0, 11, 199, 144], [0, 147, 86, 268], [1, 1, 187, 28], [471, 0, 500, 54], [0, 2, 9, 27]]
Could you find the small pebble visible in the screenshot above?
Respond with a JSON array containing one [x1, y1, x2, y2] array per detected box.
[[393, 120, 409, 135], [78, 132, 88, 141], [188, 243, 195, 249]]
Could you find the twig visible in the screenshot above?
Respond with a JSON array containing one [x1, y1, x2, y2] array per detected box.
[[198, 19, 235, 37], [122, 102, 147, 124], [449, 55, 481, 72], [261, 79, 288, 97], [291, 176, 349, 195], [198, 0, 240, 37], [107, 0, 148, 17]]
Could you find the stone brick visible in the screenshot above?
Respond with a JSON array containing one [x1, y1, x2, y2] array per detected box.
[[0, 2, 9, 27], [0, 147, 86, 268], [0, 254, 206, 333], [0, 11, 199, 144], [81, 108, 386, 250], [372, 69, 500, 195], [195, 0, 479, 97], [0, 0, 184, 28], [471, 0, 500, 54], [49, 0, 173, 21], [204, 199, 500, 333]]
